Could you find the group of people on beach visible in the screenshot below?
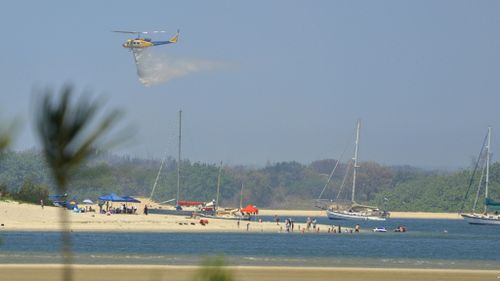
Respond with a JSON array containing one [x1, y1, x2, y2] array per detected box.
[[99, 202, 139, 215], [325, 224, 361, 234], [305, 217, 317, 231], [272, 215, 371, 234], [77, 206, 95, 213], [274, 216, 324, 233], [274, 215, 299, 232]]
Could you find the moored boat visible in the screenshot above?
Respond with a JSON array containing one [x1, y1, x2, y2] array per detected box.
[[320, 120, 389, 221], [460, 127, 500, 226], [372, 227, 387, 232], [327, 206, 388, 221], [461, 213, 500, 225]]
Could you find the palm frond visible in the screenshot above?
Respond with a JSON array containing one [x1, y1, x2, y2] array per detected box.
[[0, 117, 19, 153], [35, 84, 124, 189]]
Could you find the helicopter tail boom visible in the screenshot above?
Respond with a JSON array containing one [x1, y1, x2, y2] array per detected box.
[[152, 30, 180, 46]]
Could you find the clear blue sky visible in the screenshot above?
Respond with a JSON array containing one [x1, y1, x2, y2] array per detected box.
[[1, 0, 499, 168]]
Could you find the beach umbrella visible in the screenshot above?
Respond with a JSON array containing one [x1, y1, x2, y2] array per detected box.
[[82, 199, 94, 204]]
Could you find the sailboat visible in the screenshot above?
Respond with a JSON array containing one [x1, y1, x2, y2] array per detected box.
[[461, 127, 500, 225], [324, 120, 389, 221], [199, 166, 252, 220], [149, 110, 202, 216]]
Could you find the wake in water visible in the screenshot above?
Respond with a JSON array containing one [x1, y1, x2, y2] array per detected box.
[[132, 48, 221, 86]]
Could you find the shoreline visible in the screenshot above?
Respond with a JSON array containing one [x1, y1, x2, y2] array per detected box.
[[0, 264, 496, 281]]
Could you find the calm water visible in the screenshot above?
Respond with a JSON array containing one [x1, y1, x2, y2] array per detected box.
[[0, 218, 499, 269]]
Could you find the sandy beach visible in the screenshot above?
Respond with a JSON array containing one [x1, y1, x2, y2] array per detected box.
[[0, 200, 463, 233], [0, 200, 336, 233], [256, 209, 462, 219], [0, 265, 496, 281], [388, 211, 461, 219]]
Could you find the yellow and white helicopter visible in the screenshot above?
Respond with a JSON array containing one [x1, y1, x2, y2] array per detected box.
[[113, 29, 179, 49]]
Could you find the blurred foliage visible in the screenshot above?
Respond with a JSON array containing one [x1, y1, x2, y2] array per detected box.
[[193, 257, 233, 281], [0, 118, 17, 153], [35, 85, 123, 191], [33, 84, 124, 281]]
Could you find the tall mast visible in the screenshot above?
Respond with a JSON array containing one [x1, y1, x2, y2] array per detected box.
[[485, 126, 491, 205], [215, 161, 223, 211], [150, 152, 167, 199], [176, 110, 182, 206], [240, 182, 244, 209], [351, 120, 361, 203]]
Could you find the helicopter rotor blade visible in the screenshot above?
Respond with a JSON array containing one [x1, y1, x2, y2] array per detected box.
[[112, 30, 143, 34], [112, 30, 167, 34], [142, 30, 167, 34]]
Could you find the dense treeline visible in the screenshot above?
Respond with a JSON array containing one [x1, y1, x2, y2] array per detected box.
[[0, 150, 499, 212], [0, 178, 50, 205]]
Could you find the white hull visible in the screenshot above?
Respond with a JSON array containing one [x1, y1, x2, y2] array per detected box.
[[461, 213, 500, 225], [327, 209, 387, 221]]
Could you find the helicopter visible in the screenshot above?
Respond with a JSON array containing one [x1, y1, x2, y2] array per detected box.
[[113, 29, 179, 49]]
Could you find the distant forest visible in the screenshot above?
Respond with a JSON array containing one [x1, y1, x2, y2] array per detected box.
[[0, 150, 499, 212]]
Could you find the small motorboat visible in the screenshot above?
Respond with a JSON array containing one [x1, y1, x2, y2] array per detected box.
[[372, 227, 387, 232]]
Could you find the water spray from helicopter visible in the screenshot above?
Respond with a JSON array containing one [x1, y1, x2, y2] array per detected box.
[[132, 48, 220, 87]]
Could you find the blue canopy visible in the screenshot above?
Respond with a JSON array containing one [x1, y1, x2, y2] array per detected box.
[[121, 196, 141, 203], [98, 193, 128, 202]]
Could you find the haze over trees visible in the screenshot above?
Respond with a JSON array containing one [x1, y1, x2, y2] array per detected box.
[[0, 150, 498, 213]]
